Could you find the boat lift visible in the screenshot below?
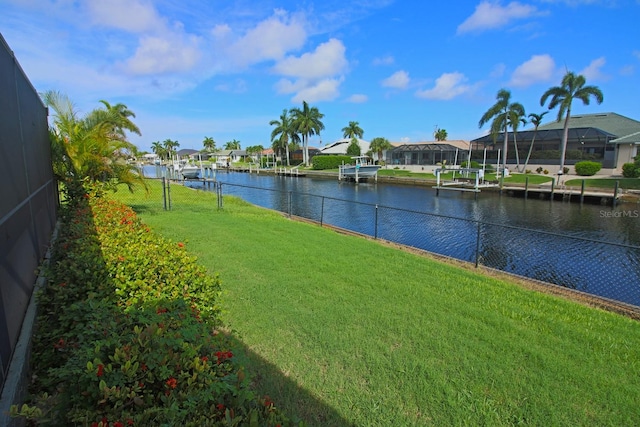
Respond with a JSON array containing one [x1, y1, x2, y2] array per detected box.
[[433, 168, 498, 196]]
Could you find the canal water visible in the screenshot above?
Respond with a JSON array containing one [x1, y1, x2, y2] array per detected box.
[[143, 166, 640, 306]]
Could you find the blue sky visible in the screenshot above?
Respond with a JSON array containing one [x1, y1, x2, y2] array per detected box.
[[1, 0, 639, 153]]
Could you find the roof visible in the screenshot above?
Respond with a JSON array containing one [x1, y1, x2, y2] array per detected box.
[[391, 140, 469, 151], [536, 112, 640, 139], [392, 143, 465, 152], [317, 138, 371, 155], [215, 149, 247, 156], [611, 131, 640, 144], [177, 148, 199, 156]]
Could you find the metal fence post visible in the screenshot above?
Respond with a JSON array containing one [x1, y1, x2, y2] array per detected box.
[[288, 191, 292, 218], [475, 221, 481, 268], [162, 177, 167, 210], [320, 196, 325, 227], [374, 204, 379, 239], [167, 179, 172, 210]]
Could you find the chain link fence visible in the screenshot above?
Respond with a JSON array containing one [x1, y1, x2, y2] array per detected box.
[[148, 178, 640, 309]]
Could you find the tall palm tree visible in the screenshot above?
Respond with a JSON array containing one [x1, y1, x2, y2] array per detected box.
[[369, 137, 393, 163], [270, 109, 300, 166], [203, 136, 216, 152], [290, 101, 325, 166], [506, 106, 526, 171], [434, 128, 448, 141], [540, 71, 603, 175], [478, 89, 524, 178], [342, 121, 364, 140], [522, 111, 548, 173]]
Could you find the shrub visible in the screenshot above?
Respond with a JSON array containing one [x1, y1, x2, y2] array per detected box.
[[312, 155, 353, 170], [622, 154, 640, 178], [460, 160, 481, 169], [13, 184, 300, 426], [536, 167, 544, 174], [574, 161, 602, 176], [622, 162, 640, 178], [543, 169, 549, 175], [563, 166, 570, 175]]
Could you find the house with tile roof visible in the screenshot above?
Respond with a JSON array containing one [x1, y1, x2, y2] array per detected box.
[[470, 112, 640, 172]]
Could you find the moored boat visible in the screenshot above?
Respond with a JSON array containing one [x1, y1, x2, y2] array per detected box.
[[338, 156, 381, 182]]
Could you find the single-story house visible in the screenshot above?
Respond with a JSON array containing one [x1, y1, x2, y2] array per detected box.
[[317, 138, 371, 156], [388, 140, 471, 166], [470, 112, 640, 170]]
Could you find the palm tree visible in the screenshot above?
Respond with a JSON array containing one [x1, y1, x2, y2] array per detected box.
[[434, 128, 448, 141], [369, 137, 393, 164], [224, 139, 241, 150], [151, 141, 167, 161], [203, 136, 216, 152], [270, 109, 300, 166], [342, 121, 364, 140], [522, 111, 548, 173], [42, 90, 147, 192], [163, 139, 180, 159], [506, 106, 526, 171], [478, 89, 524, 178], [94, 100, 141, 139], [290, 101, 325, 166], [540, 71, 603, 175]]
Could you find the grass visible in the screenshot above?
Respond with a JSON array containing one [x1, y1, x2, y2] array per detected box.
[[565, 177, 640, 189], [111, 180, 640, 426]]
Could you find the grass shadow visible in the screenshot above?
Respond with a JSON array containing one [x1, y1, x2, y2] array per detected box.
[[227, 333, 356, 427]]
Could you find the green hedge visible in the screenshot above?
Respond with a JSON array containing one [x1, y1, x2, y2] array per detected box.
[[12, 183, 300, 426], [574, 161, 602, 176], [312, 155, 353, 170]]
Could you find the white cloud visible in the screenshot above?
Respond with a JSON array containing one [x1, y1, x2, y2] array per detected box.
[[579, 57, 608, 81], [382, 70, 410, 89], [457, 1, 541, 34], [292, 78, 344, 103], [415, 72, 470, 100], [273, 38, 348, 80], [227, 10, 307, 67], [509, 54, 555, 86], [272, 38, 348, 102], [633, 50, 640, 60], [373, 55, 394, 66], [123, 33, 201, 75], [346, 94, 368, 103], [84, 0, 165, 33]]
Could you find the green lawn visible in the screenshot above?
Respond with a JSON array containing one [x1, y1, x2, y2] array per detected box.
[[378, 169, 433, 178], [565, 177, 640, 189], [111, 181, 640, 426]]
